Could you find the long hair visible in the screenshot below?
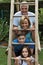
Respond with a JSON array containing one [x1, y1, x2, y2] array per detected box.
[[20, 46, 31, 65], [20, 46, 31, 57]]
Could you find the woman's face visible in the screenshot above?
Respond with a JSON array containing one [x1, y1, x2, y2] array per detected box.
[[21, 19, 29, 30], [22, 48, 28, 58]]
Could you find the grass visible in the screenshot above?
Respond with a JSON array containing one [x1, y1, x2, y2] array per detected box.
[[0, 47, 7, 65], [38, 49, 43, 65], [0, 47, 43, 65]]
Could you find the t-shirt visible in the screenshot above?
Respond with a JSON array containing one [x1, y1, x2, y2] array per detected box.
[[13, 11, 35, 27], [12, 38, 34, 56], [18, 56, 35, 65], [13, 38, 33, 43]]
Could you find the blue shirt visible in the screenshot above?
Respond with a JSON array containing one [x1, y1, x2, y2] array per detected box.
[[12, 38, 34, 56], [13, 38, 33, 43]]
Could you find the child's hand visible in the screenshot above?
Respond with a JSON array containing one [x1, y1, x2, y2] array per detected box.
[[15, 57, 20, 61], [14, 57, 20, 65], [25, 57, 31, 65], [25, 57, 31, 62]]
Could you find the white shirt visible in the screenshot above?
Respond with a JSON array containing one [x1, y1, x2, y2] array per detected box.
[[18, 56, 35, 65], [13, 11, 35, 27]]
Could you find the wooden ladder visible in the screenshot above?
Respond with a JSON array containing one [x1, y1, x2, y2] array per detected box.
[[7, 0, 41, 65]]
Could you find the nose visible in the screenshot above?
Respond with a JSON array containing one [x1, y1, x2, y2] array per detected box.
[[23, 8, 26, 11], [23, 8, 27, 12], [23, 24, 26, 27]]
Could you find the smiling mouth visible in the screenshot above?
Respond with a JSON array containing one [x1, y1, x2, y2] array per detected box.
[[22, 12, 27, 15]]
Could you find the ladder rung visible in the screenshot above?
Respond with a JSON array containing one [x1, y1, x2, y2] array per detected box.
[[20, 29, 35, 31], [14, 2, 35, 5], [12, 28, 35, 31], [12, 42, 35, 45], [11, 57, 31, 60], [13, 15, 35, 17]]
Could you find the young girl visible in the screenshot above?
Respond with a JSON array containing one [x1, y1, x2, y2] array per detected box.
[[14, 46, 35, 65]]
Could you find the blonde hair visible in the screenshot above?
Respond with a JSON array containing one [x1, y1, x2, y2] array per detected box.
[[20, 15, 31, 28]]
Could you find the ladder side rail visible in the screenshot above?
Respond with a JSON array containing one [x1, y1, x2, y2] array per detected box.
[[16, 0, 19, 11], [35, 0, 38, 65], [7, 0, 14, 65]]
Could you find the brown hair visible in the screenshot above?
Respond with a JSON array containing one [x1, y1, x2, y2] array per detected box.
[[21, 46, 31, 57]]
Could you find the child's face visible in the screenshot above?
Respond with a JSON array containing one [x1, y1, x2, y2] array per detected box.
[[21, 19, 29, 29], [22, 48, 28, 58], [18, 35, 25, 43]]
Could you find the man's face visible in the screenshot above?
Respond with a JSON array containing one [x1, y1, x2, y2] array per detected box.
[[21, 5, 28, 15], [18, 35, 25, 43]]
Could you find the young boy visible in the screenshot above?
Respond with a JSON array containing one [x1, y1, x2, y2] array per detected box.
[[12, 33, 34, 57]]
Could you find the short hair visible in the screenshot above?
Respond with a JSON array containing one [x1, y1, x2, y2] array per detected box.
[[20, 1, 29, 9], [17, 33, 26, 38]]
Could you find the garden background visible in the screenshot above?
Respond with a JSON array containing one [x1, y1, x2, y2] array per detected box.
[[0, 0, 43, 65]]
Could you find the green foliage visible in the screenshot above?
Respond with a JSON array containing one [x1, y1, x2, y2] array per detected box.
[[38, 8, 43, 24], [0, 17, 9, 42], [0, 0, 10, 3], [39, 14, 43, 24]]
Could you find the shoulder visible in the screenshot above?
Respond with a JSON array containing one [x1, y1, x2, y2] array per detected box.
[[28, 12, 35, 16], [13, 11, 21, 16], [30, 56, 35, 62], [13, 39, 18, 43], [25, 38, 30, 43], [25, 38, 33, 43]]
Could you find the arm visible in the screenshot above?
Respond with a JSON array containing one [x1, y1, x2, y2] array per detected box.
[[27, 27, 35, 42], [31, 23, 35, 42], [32, 30, 35, 42], [13, 12, 20, 27], [12, 46, 16, 57]]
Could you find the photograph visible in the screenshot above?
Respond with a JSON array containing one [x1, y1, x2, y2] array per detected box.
[[0, 0, 43, 65]]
